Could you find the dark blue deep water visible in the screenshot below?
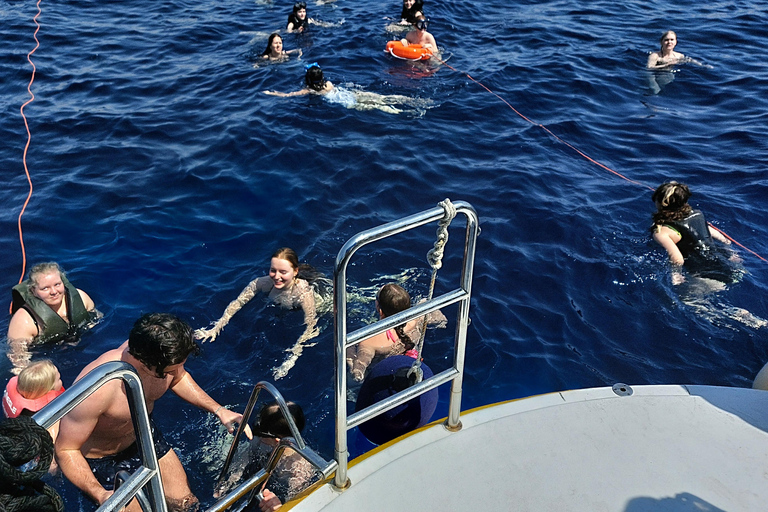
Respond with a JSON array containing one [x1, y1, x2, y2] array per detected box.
[[2, 0, 768, 508]]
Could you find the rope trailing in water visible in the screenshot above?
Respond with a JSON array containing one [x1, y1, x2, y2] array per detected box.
[[11, 0, 44, 314], [409, 199, 457, 383], [435, 58, 767, 263], [0, 416, 63, 512]]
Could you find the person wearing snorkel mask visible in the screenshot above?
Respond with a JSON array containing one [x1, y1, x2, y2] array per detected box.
[[287, 2, 312, 33], [264, 63, 421, 114], [401, 17, 437, 53], [264, 63, 333, 97]]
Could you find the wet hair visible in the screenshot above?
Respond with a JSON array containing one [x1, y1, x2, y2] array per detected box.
[[128, 313, 201, 378], [651, 181, 693, 229], [27, 262, 65, 293], [287, 2, 308, 30], [253, 400, 305, 438], [262, 33, 282, 57], [17, 360, 58, 399], [304, 65, 325, 91], [377, 284, 414, 352], [401, 0, 424, 24]]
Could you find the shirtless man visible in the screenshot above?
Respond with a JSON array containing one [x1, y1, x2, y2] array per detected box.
[[401, 17, 437, 53], [7, 262, 96, 374], [55, 313, 250, 511]]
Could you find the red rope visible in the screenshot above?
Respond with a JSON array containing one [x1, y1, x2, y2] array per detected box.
[[13, 0, 43, 313], [439, 59, 766, 263]]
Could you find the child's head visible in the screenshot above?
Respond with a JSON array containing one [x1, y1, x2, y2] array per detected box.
[[253, 400, 305, 439], [18, 359, 62, 399], [304, 64, 325, 91], [376, 284, 411, 318], [652, 181, 691, 212], [3, 359, 65, 418]]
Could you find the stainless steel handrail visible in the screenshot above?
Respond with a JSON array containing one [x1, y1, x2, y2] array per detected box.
[[218, 381, 307, 486], [33, 361, 168, 512], [215, 381, 337, 511], [332, 201, 479, 489], [209, 437, 337, 512]]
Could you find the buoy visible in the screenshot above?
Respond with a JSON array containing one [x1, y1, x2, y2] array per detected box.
[[355, 355, 438, 445], [386, 40, 432, 61]]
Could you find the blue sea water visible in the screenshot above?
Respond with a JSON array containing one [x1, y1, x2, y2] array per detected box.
[[2, 0, 768, 508]]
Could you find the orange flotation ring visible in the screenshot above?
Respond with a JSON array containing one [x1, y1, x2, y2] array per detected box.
[[386, 40, 432, 61]]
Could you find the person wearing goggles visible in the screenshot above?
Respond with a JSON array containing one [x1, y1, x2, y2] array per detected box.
[[400, 17, 437, 54]]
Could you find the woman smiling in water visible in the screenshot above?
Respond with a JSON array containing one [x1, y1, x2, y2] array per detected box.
[[647, 30, 706, 69], [195, 248, 319, 344]]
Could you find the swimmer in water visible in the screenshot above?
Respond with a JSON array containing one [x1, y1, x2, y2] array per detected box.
[[401, 17, 437, 54], [264, 63, 427, 115], [400, 0, 424, 24], [196, 248, 325, 378], [346, 284, 418, 382], [286, 2, 311, 33], [651, 181, 731, 275], [651, 181, 765, 328], [347, 284, 447, 382], [261, 33, 302, 61], [647, 31, 706, 69]]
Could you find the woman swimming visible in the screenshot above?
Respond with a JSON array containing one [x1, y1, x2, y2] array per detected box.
[[647, 31, 705, 69], [286, 2, 311, 33], [261, 33, 302, 61], [346, 284, 419, 382], [400, 0, 424, 24], [196, 248, 323, 377], [264, 64, 428, 114], [651, 181, 731, 272]]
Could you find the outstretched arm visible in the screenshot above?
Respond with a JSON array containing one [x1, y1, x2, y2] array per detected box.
[[295, 283, 319, 345], [709, 225, 730, 244], [264, 89, 311, 97], [195, 279, 261, 342], [170, 369, 252, 439]]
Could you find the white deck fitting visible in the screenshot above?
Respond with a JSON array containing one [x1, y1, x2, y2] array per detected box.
[[289, 385, 768, 512]]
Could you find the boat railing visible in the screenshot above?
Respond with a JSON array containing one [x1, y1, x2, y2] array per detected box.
[[33, 361, 168, 512], [333, 200, 479, 489], [213, 381, 337, 511]]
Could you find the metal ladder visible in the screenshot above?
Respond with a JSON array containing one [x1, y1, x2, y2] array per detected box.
[[34, 365, 336, 512], [332, 200, 479, 489]]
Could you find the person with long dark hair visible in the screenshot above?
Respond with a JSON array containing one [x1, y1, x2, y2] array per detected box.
[[260, 33, 301, 61]]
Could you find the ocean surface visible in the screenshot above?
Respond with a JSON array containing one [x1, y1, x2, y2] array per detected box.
[[2, 0, 768, 508]]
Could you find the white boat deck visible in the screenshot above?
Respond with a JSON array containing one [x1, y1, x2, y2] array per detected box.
[[289, 384, 768, 512]]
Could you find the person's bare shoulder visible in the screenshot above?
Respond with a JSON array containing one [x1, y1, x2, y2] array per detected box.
[[75, 341, 128, 382]]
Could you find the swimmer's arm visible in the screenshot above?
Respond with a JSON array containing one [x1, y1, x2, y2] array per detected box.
[[286, 22, 297, 33], [708, 225, 730, 244], [195, 279, 260, 342], [424, 34, 437, 51], [7, 310, 38, 373], [653, 229, 685, 266], [55, 388, 114, 504], [170, 370, 252, 439], [285, 48, 302, 57], [350, 339, 378, 382], [264, 89, 311, 97]]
